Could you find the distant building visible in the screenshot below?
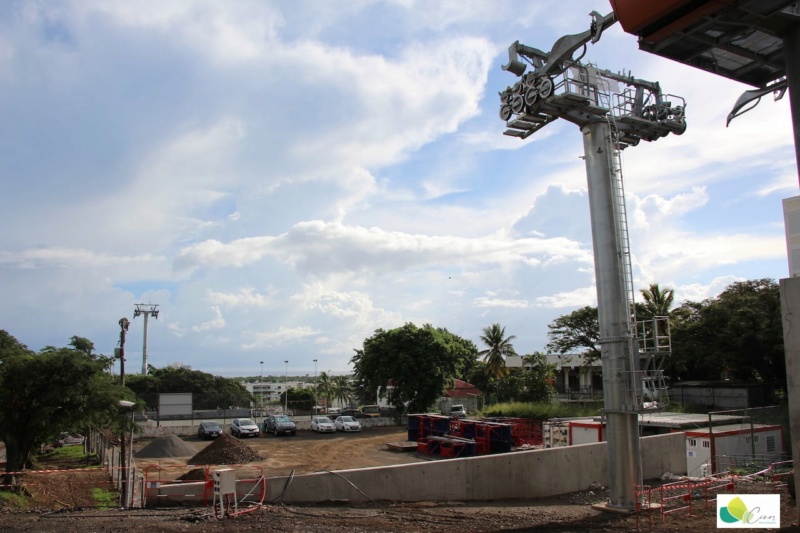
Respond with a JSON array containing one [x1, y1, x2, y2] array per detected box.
[[243, 380, 312, 405], [545, 354, 603, 399], [438, 379, 483, 414]]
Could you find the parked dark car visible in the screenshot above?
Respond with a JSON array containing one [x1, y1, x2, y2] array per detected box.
[[198, 421, 222, 440], [341, 409, 368, 419], [263, 414, 296, 436]]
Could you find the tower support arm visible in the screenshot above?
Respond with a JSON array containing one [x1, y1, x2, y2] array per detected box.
[[503, 12, 617, 77]]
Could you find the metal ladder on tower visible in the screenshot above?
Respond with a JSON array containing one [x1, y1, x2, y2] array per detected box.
[[603, 111, 641, 410]]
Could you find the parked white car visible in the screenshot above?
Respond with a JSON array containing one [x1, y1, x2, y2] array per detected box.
[[334, 416, 361, 432], [310, 416, 336, 433], [231, 418, 260, 438]]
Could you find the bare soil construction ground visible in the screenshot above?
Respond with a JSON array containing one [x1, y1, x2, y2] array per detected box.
[[1, 426, 798, 532]]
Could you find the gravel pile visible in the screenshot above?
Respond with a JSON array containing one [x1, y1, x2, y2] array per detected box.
[[187, 433, 263, 465], [135, 434, 198, 458]]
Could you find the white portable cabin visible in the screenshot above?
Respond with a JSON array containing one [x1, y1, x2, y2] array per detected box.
[[685, 423, 784, 475], [569, 420, 606, 446]]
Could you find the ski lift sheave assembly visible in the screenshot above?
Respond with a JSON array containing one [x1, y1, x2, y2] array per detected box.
[[499, 12, 687, 147]]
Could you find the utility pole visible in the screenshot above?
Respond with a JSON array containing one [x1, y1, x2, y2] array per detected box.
[[133, 303, 159, 375], [116, 318, 130, 508], [117, 318, 129, 386], [284, 360, 289, 412]]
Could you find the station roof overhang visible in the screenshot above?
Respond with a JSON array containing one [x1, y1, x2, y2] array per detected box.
[[609, 0, 799, 88]]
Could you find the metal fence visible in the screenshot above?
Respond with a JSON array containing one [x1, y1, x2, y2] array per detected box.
[[92, 429, 144, 508]]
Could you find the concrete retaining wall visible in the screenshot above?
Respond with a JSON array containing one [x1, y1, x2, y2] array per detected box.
[[142, 431, 687, 505], [263, 432, 685, 503]]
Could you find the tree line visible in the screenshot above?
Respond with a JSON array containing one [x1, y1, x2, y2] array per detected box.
[[544, 279, 785, 395]]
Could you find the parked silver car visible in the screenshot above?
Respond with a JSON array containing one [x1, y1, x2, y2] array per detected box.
[[334, 415, 361, 432], [310, 416, 336, 433], [231, 418, 260, 438]]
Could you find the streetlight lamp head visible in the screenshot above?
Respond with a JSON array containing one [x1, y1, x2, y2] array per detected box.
[[118, 400, 135, 408]]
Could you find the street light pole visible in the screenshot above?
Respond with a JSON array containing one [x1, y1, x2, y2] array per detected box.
[[118, 400, 135, 508], [259, 361, 264, 408], [284, 360, 289, 412], [313, 359, 318, 410]]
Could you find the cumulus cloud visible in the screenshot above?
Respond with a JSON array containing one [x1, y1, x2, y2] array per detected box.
[[242, 326, 320, 349], [174, 220, 593, 277], [535, 286, 597, 308]]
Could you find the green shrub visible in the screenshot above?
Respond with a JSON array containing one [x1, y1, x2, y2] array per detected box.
[[478, 401, 602, 419]]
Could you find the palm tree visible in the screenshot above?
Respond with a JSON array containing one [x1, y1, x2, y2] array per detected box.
[[316, 371, 334, 408], [640, 283, 675, 318], [479, 323, 517, 377], [332, 375, 353, 409]]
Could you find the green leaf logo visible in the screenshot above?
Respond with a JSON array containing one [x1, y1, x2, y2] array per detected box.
[[720, 497, 748, 523]]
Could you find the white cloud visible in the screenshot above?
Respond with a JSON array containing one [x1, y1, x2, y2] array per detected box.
[[535, 286, 597, 308], [242, 326, 321, 350], [0, 0, 791, 376], [191, 306, 226, 332], [206, 287, 276, 309]]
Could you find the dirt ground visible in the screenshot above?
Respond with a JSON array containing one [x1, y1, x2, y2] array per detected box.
[[1, 427, 799, 532]]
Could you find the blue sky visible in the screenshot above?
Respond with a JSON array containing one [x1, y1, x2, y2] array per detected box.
[[0, 1, 795, 378]]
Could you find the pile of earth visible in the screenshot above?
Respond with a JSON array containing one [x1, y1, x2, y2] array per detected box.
[[134, 434, 197, 458], [187, 433, 263, 465]]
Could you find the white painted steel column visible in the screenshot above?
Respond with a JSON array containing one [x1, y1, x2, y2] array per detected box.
[[581, 120, 640, 510], [141, 312, 150, 375]]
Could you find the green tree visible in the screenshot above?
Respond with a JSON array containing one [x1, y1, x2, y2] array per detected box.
[[478, 323, 516, 377], [0, 333, 132, 480], [0, 331, 29, 363], [68, 335, 95, 357], [281, 387, 315, 412], [640, 283, 675, 318], [126, 366, 254, 409], [546, 306, 600, 363], [332, 375, 353, 408], [521, 352, 557, 402], [351, 323, 478, 413], [315, 371, 334, 408], [671, 279, 784, 393]]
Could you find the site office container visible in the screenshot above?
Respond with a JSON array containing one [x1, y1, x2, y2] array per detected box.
[[685, 423, 784, 476], [569, 420, 606, 446]]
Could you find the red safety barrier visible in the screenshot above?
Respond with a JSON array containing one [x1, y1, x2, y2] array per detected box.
[[144, 464, 213, 507], [635, 473, 739, 530]]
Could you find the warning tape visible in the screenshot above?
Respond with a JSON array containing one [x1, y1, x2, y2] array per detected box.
[[1, 466, 104, 476]]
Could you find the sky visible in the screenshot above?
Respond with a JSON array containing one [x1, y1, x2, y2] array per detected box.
[[1, 1, 796, 378]]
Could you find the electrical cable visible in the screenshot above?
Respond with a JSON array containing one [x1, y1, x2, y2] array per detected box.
[[270, 468, 295, 504]]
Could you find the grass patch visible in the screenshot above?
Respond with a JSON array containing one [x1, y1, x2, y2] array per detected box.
[[479, 401, 603, 419], [92, 488, 117, 509], [31, 444, 98, 470], [47, 445, 87, 459], [0, 490, 30, 508]]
